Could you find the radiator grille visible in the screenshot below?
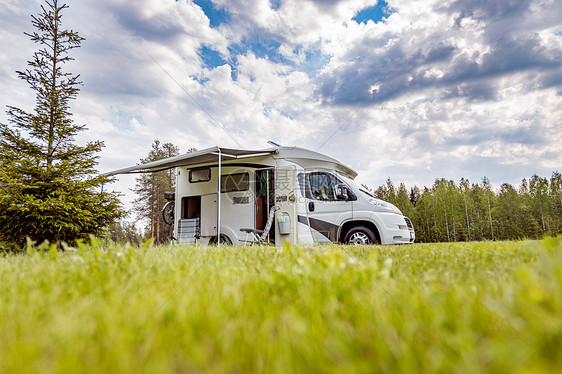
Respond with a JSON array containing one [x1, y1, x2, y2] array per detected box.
[[404, 217, 414, 230]]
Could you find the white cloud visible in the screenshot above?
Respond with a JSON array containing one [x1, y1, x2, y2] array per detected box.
[[1, 0, 561, 221]]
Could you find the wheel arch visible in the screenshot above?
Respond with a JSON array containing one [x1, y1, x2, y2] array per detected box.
[[339, 220, 381, 244]]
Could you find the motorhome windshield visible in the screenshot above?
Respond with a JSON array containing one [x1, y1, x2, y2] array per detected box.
[[335, 170, 355, 180]]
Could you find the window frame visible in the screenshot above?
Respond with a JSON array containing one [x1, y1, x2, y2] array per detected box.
[[189, 167, 212, 183], [221, 172, 250, 193], [306, 171, 341, 201]]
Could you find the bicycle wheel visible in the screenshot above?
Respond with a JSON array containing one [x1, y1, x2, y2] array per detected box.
[[162, 201, 175, 225]]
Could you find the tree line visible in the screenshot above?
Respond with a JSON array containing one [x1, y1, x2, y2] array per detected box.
[[368, 173, 562, 243]]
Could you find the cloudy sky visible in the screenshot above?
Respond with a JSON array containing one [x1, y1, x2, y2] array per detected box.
[[1, 0, 561, 214]]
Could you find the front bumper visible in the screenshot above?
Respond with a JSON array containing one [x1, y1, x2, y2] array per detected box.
[[376, 213, 415, 244]]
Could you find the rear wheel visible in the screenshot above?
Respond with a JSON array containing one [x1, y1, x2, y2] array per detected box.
[[209, 234, 232, 246], [344, 226, 377, 245]]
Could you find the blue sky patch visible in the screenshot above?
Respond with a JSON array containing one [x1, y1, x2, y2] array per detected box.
[[353, 1, 395, 24], [270, 0, 281, 11], [229, 36, 292, 66], [199, 45, 227, 69], [198, 46, 238, 80], [296, 47, 330, 77], [193, 0, 230, 28], [555, 30, 562, 36]]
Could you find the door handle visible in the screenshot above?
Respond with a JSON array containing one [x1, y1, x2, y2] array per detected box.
[[308, 201, 315, 212]]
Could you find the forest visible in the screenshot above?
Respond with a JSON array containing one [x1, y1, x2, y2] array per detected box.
[[368, 172, 562, 243]]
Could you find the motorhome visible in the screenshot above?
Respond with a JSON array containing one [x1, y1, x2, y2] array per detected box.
[[109, 145, 415, 246]]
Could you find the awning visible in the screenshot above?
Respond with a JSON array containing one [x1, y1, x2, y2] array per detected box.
[[105, 146, 277, 247], [104, 146, 278, 176]]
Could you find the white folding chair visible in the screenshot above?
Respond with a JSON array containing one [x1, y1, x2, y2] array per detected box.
[[240, 205, 279, 245]]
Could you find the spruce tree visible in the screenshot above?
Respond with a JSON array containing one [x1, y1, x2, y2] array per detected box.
[[0, 0, 122, 250]]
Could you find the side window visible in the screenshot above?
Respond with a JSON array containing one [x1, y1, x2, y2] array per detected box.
[[189, 168, 211, 183], [221, 173, 249, 193], [308, 172, 338, 201], [297, 173, 307, 197]]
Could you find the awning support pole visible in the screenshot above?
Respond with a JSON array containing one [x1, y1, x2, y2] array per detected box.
[[217, 148, 221, 248]]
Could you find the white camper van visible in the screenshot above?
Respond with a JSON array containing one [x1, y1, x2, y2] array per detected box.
[[109, 145, 415, 246]]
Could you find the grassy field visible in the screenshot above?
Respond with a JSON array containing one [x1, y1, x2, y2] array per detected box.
[[1, 239, 561, 373]]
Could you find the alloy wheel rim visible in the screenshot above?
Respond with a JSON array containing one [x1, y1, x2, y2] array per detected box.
[[349, 232, 370, 245]]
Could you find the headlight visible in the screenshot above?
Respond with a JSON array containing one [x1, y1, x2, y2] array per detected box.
[[369, 198, 402, 214]]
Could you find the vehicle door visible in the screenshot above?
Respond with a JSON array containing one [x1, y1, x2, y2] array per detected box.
[[220, 171, 254, 240], [303, 171, 353, 243]]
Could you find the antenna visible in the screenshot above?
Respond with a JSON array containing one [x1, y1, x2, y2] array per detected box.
[[267, 140, 281, 147]]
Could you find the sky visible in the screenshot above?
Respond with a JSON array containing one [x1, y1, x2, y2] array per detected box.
[[0, 0, 561, 219]]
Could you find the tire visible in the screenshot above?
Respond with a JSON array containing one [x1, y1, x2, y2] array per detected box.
[[344, 226, 377, 245], [162, 201, 174, 225], [209, 234, 232, 246]]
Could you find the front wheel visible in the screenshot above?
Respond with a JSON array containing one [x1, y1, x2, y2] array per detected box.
[[344, 227, 377, 245]]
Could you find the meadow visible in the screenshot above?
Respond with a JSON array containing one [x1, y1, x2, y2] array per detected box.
[[1, 239, 561, 373]]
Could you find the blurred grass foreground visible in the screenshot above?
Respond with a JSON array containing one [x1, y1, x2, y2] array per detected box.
[[1, 238, 561, 373]]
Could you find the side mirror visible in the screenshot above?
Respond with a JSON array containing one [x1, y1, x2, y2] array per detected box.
[[336, 184, 349, 201]]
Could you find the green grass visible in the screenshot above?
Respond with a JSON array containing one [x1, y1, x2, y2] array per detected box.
[[1, 239, 561, 373]]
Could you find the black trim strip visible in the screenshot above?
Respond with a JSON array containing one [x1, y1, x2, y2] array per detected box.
[[308, 216, 339, 242]]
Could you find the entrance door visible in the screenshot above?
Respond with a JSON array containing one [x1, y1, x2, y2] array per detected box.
[[200, 193, 217, 236], [304, 171, 353, 243], [220, 172, 254, 240], [255, 168, 273, 231]]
